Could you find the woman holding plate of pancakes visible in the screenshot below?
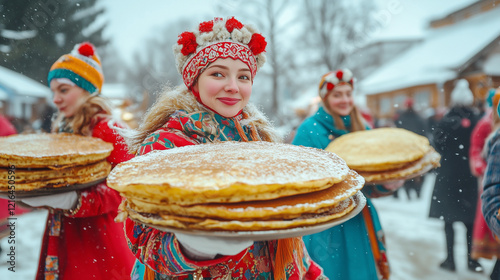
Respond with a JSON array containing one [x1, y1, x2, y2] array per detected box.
[[292, 69, 404, 280], [120, 17, 328, 279], [20, 42, 135, 279]]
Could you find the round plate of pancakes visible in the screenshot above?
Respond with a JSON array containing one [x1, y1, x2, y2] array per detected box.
[[325, 127, 441, 184], [129, 192, 366, 241], [108, 141, 366, 239], [0, 178, 107, 199], [0, 133, 114, 199]]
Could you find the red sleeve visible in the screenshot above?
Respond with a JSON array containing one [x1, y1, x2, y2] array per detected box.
[[0, 115, 17, 136], [137, 126, 197, 155], [67, 182, 122, 218], [92, 120, 134, 167], [66, 120, 133, 218], [469, 115, 492, 177]]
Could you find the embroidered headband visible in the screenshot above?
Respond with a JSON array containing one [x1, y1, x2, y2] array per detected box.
[[319, 69, 354, 99], [173, 17, 267, 89]]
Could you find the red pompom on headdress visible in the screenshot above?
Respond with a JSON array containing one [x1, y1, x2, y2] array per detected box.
[[199, 20, 214, 33], [248, 33, 267, 55], [177, 32, 198, 56], [78, 42, 95, 57], [336, 70, 343, 80], [225, 17, 243, 33], [326, 82, 335, 91]]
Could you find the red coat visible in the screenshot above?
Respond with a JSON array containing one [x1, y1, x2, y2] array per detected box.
[[36, 119, 136, 280], [0, 123, 29, 240], [469, 110, 492, 177], [0, 114, 16, 136]]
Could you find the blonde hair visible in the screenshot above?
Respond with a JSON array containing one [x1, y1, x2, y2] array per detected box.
[[51, 95, 113, 136], [323, 102, 367, 132], [125, 85, 282, 154]]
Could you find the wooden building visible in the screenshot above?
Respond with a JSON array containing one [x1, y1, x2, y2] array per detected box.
[[359, 0, 500, 119]]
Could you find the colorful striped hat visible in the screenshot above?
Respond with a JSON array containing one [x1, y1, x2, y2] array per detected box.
[[48, 42, 104, 94]]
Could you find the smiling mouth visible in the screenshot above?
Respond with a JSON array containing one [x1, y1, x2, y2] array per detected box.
[[218, 98, 240, 105]]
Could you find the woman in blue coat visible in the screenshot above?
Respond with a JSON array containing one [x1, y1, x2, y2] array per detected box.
[[292, 69, 399, 280]]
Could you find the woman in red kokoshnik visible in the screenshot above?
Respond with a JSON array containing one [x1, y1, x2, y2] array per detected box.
[[123, 17, 327, 280]]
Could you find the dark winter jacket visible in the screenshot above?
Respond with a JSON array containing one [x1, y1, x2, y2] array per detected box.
[[429, 106, 481, 223], [482, 127, 500, 237], [394, 109, 427, 136]]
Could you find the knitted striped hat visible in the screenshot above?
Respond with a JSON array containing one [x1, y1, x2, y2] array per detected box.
[[319, 69, 354, 99], [48, 42, 104, 94]]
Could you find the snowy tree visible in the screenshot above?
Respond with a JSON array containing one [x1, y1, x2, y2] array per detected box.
[[216, 0, 303, 125], [300, 0, 378, 73], [123, 20, 189, 108], [0, 0, 107, 84]]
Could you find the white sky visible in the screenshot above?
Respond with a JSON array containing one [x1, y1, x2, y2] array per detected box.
[[98, 0, 478, 62], [97, 0, 221, 61]]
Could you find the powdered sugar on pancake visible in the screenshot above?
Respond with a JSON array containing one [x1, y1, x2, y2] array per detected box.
[[109, 141, 349, 188]]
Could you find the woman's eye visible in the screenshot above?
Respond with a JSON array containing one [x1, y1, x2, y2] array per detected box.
[[239, 75, 250, 80], [211, 72, 223, 77]]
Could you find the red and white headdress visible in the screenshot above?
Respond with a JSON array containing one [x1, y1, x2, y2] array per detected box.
[[173, 17, 267, 89], [318, 69, 354, 99]]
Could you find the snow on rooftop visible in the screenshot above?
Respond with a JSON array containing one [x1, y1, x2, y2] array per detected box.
[[360, 6, 500, 95], [484, 53, 500, 76], [0, 87, 8, 100], [0, 66, 51, 98]]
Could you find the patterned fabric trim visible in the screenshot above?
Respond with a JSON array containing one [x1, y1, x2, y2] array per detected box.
[[63, 192, 82, 217], [49, 212, 61, 237], [45, 255, 59, 279]]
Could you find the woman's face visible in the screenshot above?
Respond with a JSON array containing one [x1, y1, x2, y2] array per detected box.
[[326, 84, 354, 116], [193, 58, 252, 118], [50, 80, 89, 118]]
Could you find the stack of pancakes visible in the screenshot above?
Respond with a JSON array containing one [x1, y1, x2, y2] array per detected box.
[[108, 141, 365, 232], [326, 127, 441, 183], [0, 133, 113, 191]]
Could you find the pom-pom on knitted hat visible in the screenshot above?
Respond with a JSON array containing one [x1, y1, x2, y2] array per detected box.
[[48, 42, 104, 94], [450, 79, 474, 106], [318, 69, 354, 99], [173, 17, 267, 89]]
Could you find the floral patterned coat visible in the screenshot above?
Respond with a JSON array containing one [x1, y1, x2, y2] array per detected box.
[[36, 119, 136, 280], [126, 88, 326, 280]]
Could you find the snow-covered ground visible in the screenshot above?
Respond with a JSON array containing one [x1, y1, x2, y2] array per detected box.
[[373, 173, 495, 280], [0, 173, 496, 279]]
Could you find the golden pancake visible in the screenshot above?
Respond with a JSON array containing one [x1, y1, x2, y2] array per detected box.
[[127, 170, 364, 221], [359, 147, 441, 183], [125, 195, 357, 231], [108, 141, 350, 205], [0, 162, 111, 191], [326, 127, 431, 172], [0, 160, 111, 184], [0, 133, 114, 168]]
